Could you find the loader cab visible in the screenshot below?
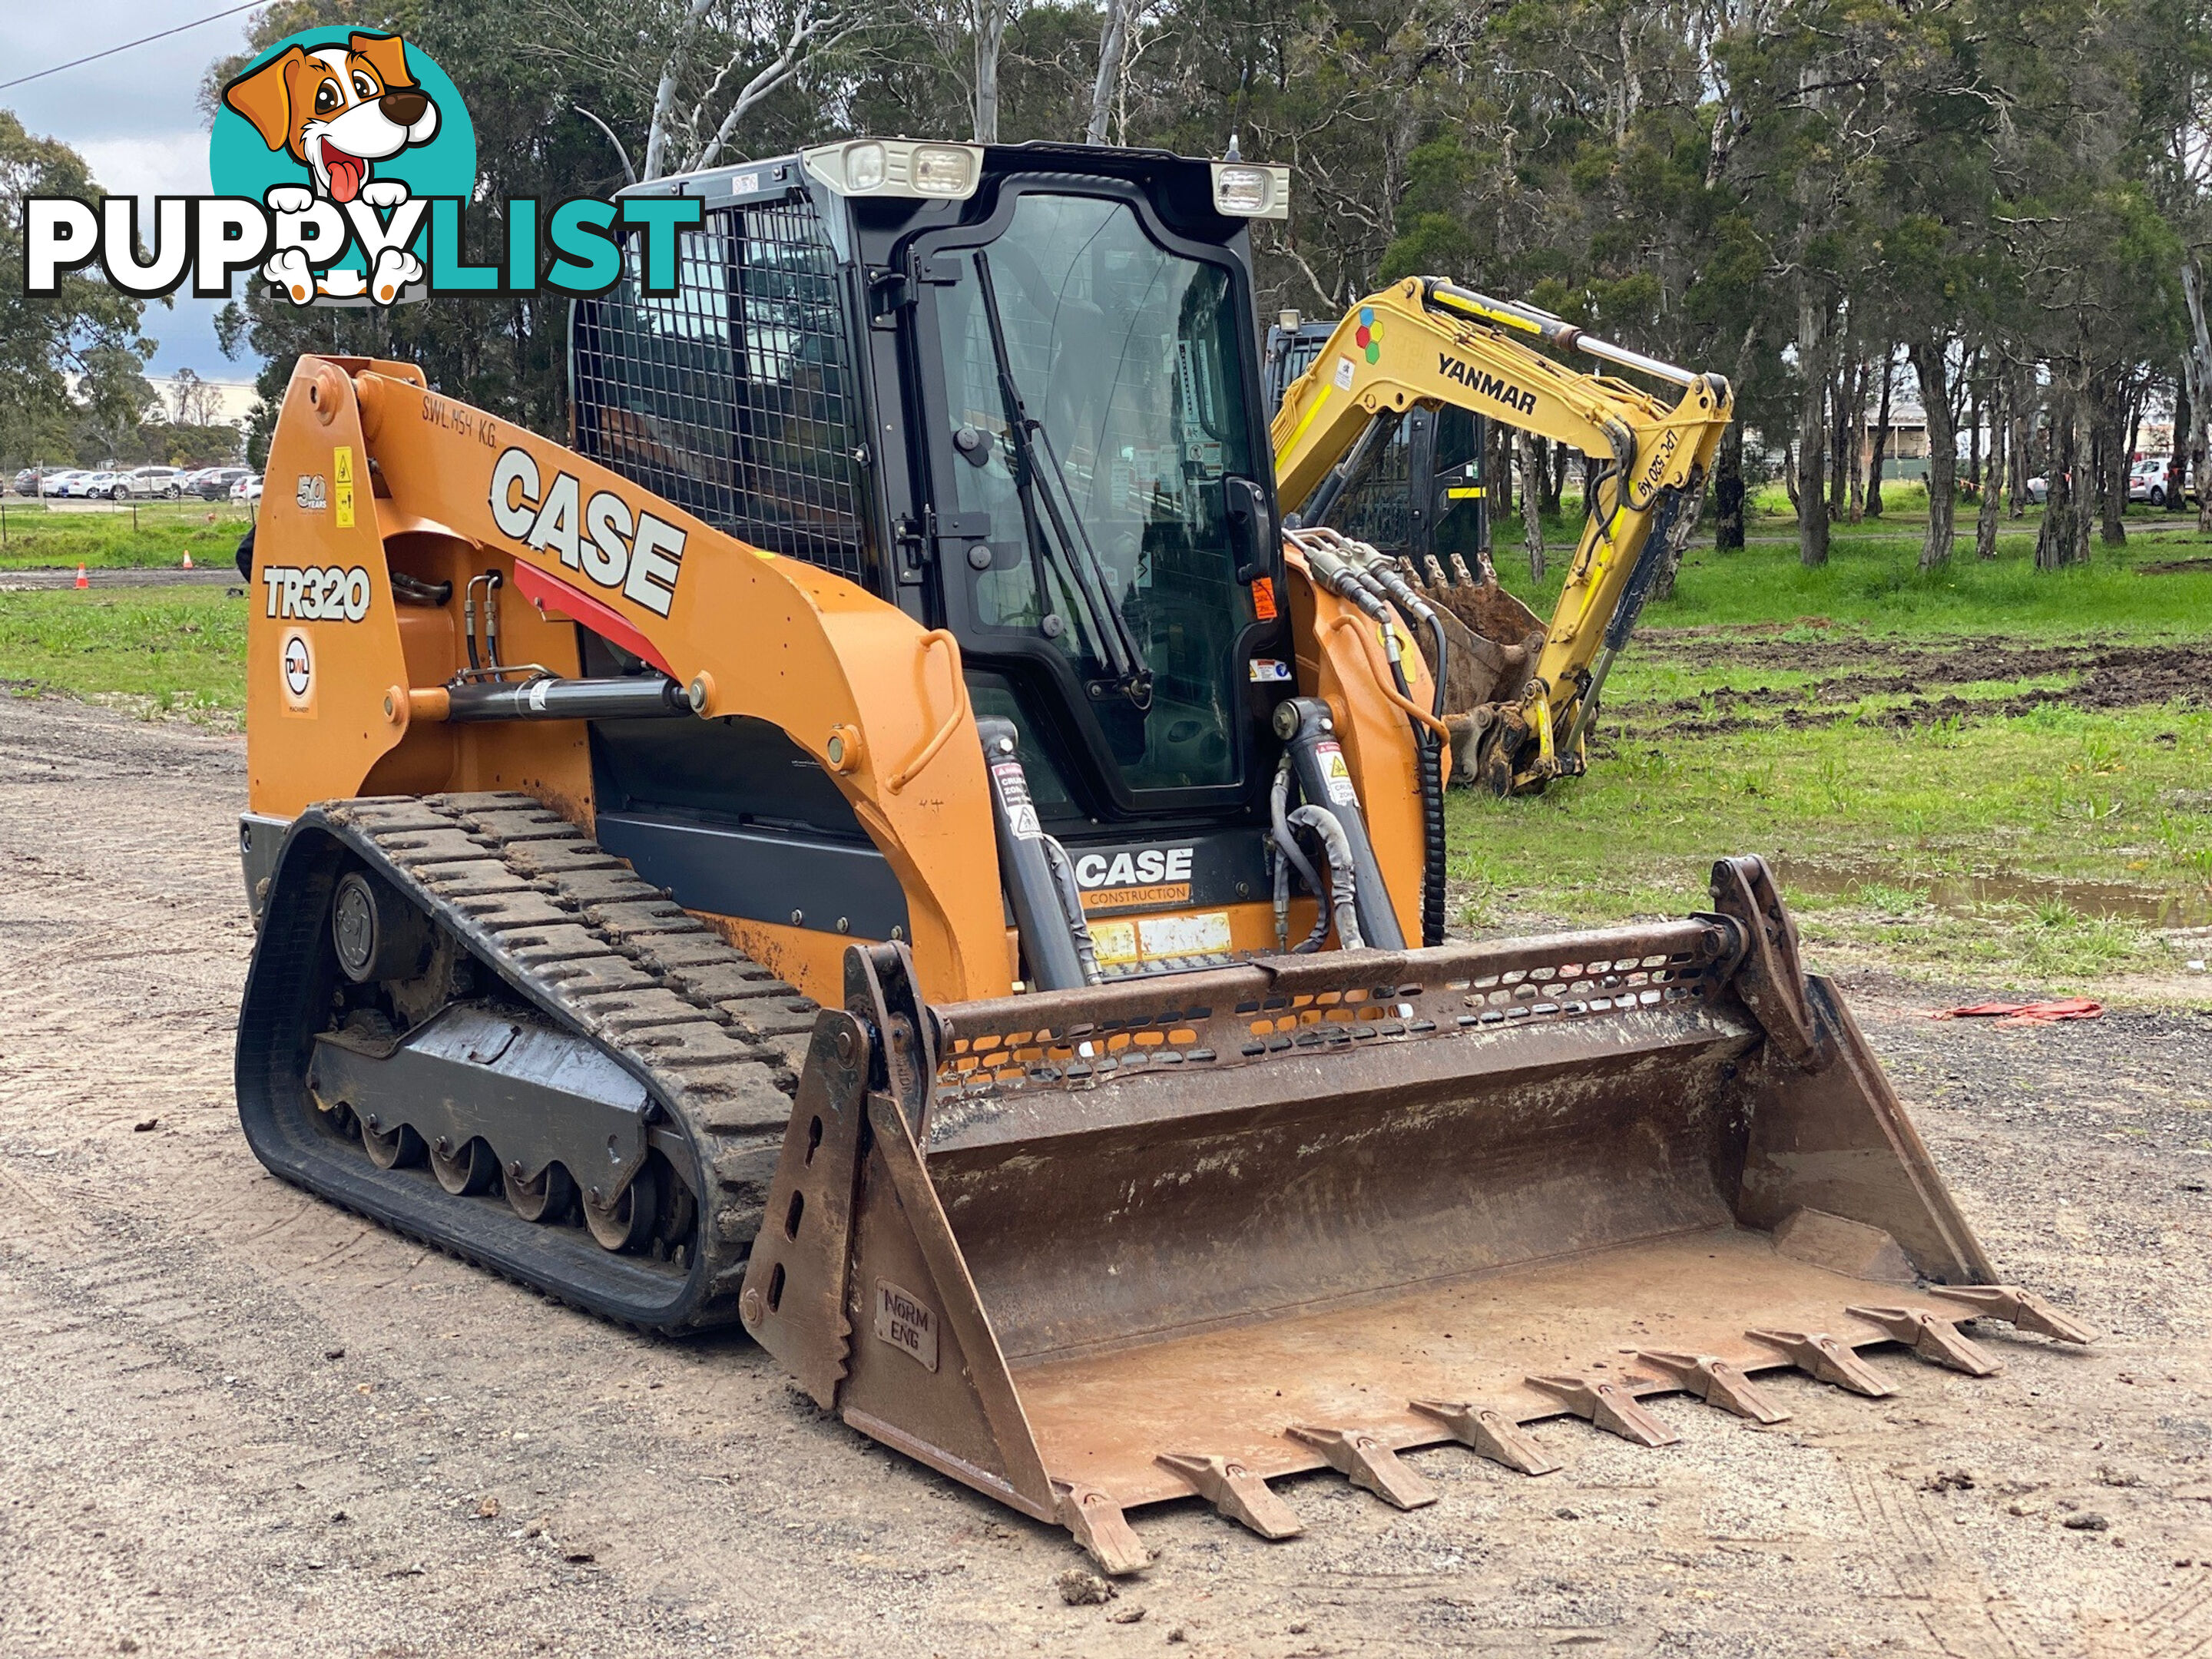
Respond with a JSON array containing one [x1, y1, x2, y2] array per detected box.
[[573, 141, 1294, 860]]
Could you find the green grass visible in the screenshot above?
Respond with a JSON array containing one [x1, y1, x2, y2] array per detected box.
[[1492, 500, 2212, 641], [1452, 514, 2212, 993], [1449, 704, 2212, 988], [0, 586, 246, 719], [0, 498, 255, 570]]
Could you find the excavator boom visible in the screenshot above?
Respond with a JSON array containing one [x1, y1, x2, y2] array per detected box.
[[1273, 277, 1734, 791]]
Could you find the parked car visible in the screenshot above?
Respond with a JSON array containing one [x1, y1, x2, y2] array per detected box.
[[197, 466, 252, 501], [41, 470, 89, 497], [122, 466, 184, 498], [230, 473, 263, 504], [74, 471, 129, 500], [2128, 456, 2172, 505]]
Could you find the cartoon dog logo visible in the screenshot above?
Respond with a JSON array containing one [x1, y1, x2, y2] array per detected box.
[[221, 31, 439, 304]]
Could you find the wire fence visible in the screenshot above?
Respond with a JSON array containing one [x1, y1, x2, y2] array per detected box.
[[0, 494, 257, 548]]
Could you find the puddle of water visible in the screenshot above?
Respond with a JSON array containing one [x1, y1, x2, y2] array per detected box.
[[1773, 856, 2212, 929]]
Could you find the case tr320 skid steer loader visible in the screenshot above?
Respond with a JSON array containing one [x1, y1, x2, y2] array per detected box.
[[232, 137, 2091, 1574]]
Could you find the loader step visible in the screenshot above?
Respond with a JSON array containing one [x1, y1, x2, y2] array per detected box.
[[235, 791, 819, 1333]]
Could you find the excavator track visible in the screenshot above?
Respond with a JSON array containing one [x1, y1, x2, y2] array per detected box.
[[235, 790, 818, 1333]]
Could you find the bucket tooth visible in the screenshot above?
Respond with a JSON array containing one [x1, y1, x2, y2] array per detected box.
[[1286, 1424, 1437, 1510], [1409, 1399, 1561, 1475], [1930, 1285, 2098, 1345], [1846, 1306, 2002, 1377], [1525, 1374, 1681, 1448], [1055, 1481, 1151, 1576], [1155, 1454, 1304, 1540], [1747, 1330, 1896, 1397], [1631, 1350, 1792, 1424]]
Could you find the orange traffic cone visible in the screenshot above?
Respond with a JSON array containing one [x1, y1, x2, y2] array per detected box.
[[181, 551, 194, 570], [74, 565, 88, 589]]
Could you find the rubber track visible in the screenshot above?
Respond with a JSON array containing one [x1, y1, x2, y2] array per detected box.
[[316, 790, 820, 1332]]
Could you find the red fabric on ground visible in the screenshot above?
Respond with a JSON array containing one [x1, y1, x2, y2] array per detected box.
[[1930, 998, 2104, 1025]]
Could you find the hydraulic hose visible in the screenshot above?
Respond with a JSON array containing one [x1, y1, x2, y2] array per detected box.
[[1289, 804, 1365, 951], [1271, 755, 1330, 952], [1348, 549, 1450, 947], [1305, 532, 1451, 947], [1038, 833, 1104, 985]]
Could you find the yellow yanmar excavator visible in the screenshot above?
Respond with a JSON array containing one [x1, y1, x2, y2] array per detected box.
[[1271, 279, 1733, 793], [231, 138, 2086, 1577]]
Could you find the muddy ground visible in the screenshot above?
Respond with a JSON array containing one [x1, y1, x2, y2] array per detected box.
[[0, 566, 242, 591], [1621, 636, 2212, 737], [2, 694, 2210, 1659]]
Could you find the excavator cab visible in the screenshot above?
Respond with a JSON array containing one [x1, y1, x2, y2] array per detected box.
[[1267, 313, 1494, 570]]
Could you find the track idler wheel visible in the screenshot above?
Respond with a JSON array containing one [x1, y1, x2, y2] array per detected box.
[[363, 1115, 426, 1170], [584, 1162, 661, 1253], [429, 1134, 501, 1196], [331, 869, 433, 984], [505, 1161, 576, 1224]]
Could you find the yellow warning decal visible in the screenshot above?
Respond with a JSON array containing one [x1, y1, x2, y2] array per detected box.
[[333, 445, 356, 530]]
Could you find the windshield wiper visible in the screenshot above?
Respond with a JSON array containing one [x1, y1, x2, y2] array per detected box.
[[971, 250, 1153, 711]]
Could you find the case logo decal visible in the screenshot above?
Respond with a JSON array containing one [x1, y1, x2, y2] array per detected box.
[[489, 446, 685, 618]]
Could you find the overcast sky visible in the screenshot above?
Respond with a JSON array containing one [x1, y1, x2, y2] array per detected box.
[[7, 2, 267, 392]]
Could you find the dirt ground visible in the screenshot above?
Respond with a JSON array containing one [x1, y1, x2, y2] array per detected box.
[[1623, 637, 2212, 735], [2, 694, 2210, 1659], [0, 567, 242, 591]]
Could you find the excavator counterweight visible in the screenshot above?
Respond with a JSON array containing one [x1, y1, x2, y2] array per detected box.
[[230, 138, 2079, 1574]]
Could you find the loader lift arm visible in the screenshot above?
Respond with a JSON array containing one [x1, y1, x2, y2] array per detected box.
[[1272, 277, 1733, 793]]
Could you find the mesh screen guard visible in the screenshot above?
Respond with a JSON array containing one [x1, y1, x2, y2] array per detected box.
[[573, 194, 873, 587]]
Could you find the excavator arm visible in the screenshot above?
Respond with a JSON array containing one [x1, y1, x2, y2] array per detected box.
[[1272, 277, 1733, 793]]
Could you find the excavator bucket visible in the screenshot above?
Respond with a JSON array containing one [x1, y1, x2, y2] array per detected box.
[[740, 857, 2088, 1572], [1395, 552, 1548, 786]]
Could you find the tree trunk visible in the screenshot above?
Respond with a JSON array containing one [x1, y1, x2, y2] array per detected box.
[[1085, 0, 1130, 144], [1866, 347, 1894, 517], [1548, 439, 1568, 515], [1796, 286, 1831, 568], [1910, 336, 1956, 570], [1829, 356, 1853, 521], [2171, 372, 2190, 513], [1967, 379, 1982, 495], [974, 0, 1009, 142], [2181, 260, 2212, 533], [2008, 368, 2031, 520], [2199, 392, 2212, 534], [1846, 356, 1867, 522], [1975, 375, 2005, 560], [1491, 421, 1513, 520], [1518, 429, 1545, 584], [2035, 382, 2074, 570], [2094, 371, 2128, 545], [2074, 390, 2097, 564], [1714, 422, 1746, 550]]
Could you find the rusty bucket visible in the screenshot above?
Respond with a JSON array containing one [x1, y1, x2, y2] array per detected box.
[[740, 856, 2091, 1571]]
